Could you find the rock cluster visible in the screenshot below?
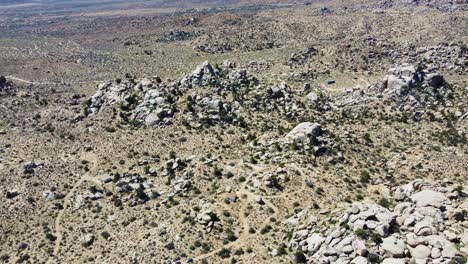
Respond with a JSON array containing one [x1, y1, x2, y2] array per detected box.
[[335, 63, 458, 121], [192, 201, 221, 233], [380, 0, 468, 11], [289, 180, 467, 263], [250, 82, 308, 120], [84, 76, 178, 127], [110, 173, 160, 206], [195, 40, 276, 54], [195, 42, 233, 54], [408, 43, 467, 74], [161, 30, 193, 42], [83, 61, 282, 128], [288, 47, 318, 67], [250, 168, 288, 191], [181, 61, 258, 92], [185, 93, 241, 126], [381, 64, 452, 112], [0, 76, 16, 95]]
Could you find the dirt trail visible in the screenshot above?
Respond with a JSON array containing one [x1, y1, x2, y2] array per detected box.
[[193, 162, 283, 262], [5, 76, 59, 85], [5, 75, 100, 85], [46, 152, 99, 264]]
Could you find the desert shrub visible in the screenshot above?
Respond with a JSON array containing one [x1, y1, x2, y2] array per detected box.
[[218, 248, 231, 258]]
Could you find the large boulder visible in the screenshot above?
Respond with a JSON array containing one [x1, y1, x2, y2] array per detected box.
[[410, 190, 447, 207], [381, 236, 406, 258], [285, 122, 322, 144]]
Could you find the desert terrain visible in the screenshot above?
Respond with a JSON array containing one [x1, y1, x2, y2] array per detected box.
[[0, 0, 467, 263]]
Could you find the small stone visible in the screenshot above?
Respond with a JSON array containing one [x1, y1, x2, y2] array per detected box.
[[98, 175, 113, 184], [376, 224, 390, 237], [323, 247, 338, 256], [441, 243, 457, 258], [414, 220, 433, 236], [443, 230, 459, 242], [353, 239, 368, 256], [381, 259, 405, 264], [351, 256, 368, 264], [42, 191, 57, 201], [255, 195, 265, 205], [306, 233, 324, 253], [342, 245, 354, 254], [431, 247, 441, 258], [82, 234, 94, 247], [403, 215, 416, 227], [406, 233, 425, 247]]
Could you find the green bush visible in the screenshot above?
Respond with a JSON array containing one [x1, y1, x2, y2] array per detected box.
[[354, 228, 369, 239], [218, 248, 231, 258]]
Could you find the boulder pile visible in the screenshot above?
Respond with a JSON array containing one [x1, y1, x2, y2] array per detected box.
[[195, 42, 233, 54], [161, 29, 193, 42], [192, 201, 222, 233], [84, 61, 256, 127], [289, 180, 467, 263], [380, 0, 468, 11], [181, 61, 258, 92], [288, 47, 318, 68], [185, 93, 241, 126], [0, 76, 16, 95], [84, 76, 178, 127], [381, 64, 452, 111]]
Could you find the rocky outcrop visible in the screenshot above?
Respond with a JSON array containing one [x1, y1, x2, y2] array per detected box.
[[180, 61, 258, 92], [0, 76, 16, 95], [288, 47, 318, 68], [381, 0, 468, 11], [185, 92, 242, 126], [285, 122, 323, 145], [161, 30, 193, 42], [192, 201, 221, 233], [84, 76, 178, 127], [195, 42, 234, 54], [381, 64, 452, 112], [83, 61, 259, 127], [289, 180, 467, 263]]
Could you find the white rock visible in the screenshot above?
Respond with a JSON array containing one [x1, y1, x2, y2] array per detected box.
[[414, 220, 434, 236], [381, 236, 406, 258], [285, 122, 322, 144], [441, 243, 457, 258], [342, 245, 354, 254], [351, 256, 368, 264], [255, 195, 265, 205], [431, 247, 441, 258], [82, 233, 94, 247], [410, 245, 431, 259], [353, 239, 368, 256], [306, 233, 325, 253], [411, 190, 446, 207], [443, 230, 459, 242], [381, 259, 406, 264], [406, 233, 426, 247], [323, 246, 338, 256]]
